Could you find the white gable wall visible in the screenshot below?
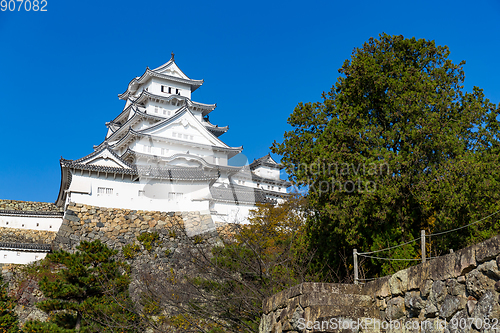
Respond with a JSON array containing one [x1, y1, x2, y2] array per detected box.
[[253, 166, 280, 180], [145, 79, 191, 99]]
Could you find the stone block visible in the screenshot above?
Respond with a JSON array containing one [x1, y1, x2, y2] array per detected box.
[[363, 275, 391, 298], [429, 280, 447, 306], [389, 268, 408, 296], [385, 297, 405, 320], [65, 214, 80, 223], [407, 262, 430, 291], [429, 253, 459, 281], [475, 235, 500, 264], [466, 269, 497, 299], [439, 295, 466, 320], [470, 290, 500, 327], [454, 244, 476, 276], [478, 260, 500, 279]]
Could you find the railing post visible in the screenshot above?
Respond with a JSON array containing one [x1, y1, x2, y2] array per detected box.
[[421, 230, 426, 263], [353, 248, 358, 285]]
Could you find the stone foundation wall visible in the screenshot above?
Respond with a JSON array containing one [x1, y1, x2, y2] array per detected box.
[[0, 227, 57, 244], [261, 235, 500, 332], [53, 202, 219, 254], [0, 199, 63, 212]]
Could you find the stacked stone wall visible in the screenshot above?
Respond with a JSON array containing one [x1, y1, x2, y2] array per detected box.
[[54, 202, 219, 254], [0, 199, 63, 212], [261, 235, 500, 332], [0, 227, 56, 244]]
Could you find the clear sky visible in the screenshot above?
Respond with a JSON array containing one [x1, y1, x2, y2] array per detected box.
[[0, 0, 499, 203]]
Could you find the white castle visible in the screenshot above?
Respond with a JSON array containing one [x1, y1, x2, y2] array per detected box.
[[54, 54, 290, 224]]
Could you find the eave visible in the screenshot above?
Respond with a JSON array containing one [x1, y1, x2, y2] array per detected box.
[[119, 68, 204, 100]]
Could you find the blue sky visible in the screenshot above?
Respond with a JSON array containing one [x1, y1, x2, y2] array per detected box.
[[1, 0, 499, 202]]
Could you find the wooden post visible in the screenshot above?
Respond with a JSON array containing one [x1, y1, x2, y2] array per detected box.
[[353, 249, 358, 285], [421, 230, 426, 263]]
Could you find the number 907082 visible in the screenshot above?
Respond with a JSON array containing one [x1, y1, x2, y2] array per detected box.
[[1, 0, 47, 11]]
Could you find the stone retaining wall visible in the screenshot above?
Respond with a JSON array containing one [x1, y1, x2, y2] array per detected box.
[[53, 202, 219, 254], [261, 235, 500, 332], [0, 227, 57, 244], [0, 199, 63, 212]]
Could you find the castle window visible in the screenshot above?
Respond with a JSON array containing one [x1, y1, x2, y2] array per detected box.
[[98, 187, 114, 195], [161, 148, 168, 155], [168, 192, 183, 200], [176, 89, 180, 95], [154, 105, 159, 113], [138, 190, 145, 197], [143, 145, 151, 153], [17, 252, 20, 256], [163, 109, 167, 115], [3, 255, 6, 259]]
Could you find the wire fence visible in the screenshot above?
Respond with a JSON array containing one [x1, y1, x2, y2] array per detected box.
[[353, 209, 500, 284]]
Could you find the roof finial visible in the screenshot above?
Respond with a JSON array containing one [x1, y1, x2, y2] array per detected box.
[[171, 52, 175, 61]]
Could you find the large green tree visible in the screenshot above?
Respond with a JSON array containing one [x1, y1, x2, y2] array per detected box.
[[272, 33, 500, 279]]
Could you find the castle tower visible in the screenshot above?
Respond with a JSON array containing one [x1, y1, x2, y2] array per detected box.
[[55, 55, 290, 223]]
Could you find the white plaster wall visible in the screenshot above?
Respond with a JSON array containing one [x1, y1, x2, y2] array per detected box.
[[145, 101, 178, 117], [68, 173, 211, 213], [211, 202, 254, 225], [146, 79, 191, 99], [0, 250, 47, 264], [0, 215, 62, 231], [253, 166, 280, 180]]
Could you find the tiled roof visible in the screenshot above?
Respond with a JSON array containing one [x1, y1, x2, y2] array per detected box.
[[209, 185, 276, 205], [0, 210, 63, 217], [251, 174, 292, 187], [60, 159, 138, 175], [0, 242, 51, 252], [137, 166, 219, 181], [250, 153, 284, 170]]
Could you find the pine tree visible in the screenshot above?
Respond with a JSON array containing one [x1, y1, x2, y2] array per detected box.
[[24, 240, 141, 333]]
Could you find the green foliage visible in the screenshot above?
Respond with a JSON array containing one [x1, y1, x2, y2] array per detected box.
[[22, 321, 74, 333], [192, 235, 203, 245], [272, 33, 500, 279], [122, 243, 140, 259], [137, 232, 159, 252], [0, 274, 20, 333], [179, 196, 313, 333], [26, 240, 141, 332], [168, 230, 177, 239]]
